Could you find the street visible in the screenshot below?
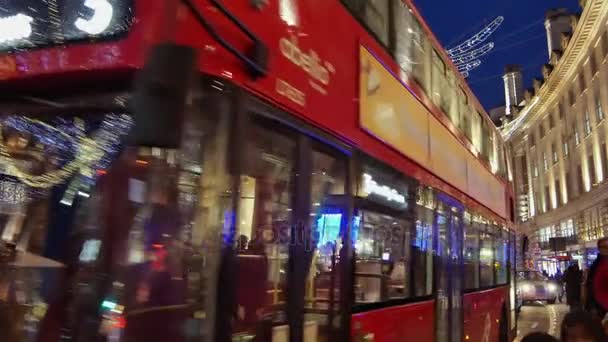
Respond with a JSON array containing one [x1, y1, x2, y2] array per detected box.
[[515, 303, 569, 340]]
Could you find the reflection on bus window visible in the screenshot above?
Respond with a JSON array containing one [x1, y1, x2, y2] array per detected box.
[[0, 86, 230, 341], [354, 211, 410, 304], [414, 205, 433, 296], [495, 228, 509, 285], [233, 122, 294, 340], [305, 149, 346, 340], [480, 230, 495, 287], [464, 213, 480, 290]]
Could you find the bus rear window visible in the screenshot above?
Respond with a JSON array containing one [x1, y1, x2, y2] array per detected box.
[[0, 0, 134, 53]]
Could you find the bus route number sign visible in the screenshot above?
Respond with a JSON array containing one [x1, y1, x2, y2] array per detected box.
[[0, 0, 134, 52]]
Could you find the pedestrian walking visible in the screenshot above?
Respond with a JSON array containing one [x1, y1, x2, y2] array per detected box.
[[560, 309, 606, 342], [586, 237, 608, 319], [564, 263, 583, 309]]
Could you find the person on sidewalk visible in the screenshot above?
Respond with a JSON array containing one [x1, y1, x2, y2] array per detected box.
[[586, 237, 608, 319], [560, 310, 606, 342], [564, 263, 583, 309]]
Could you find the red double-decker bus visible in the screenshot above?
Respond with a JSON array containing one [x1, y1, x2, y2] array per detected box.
[[0, 1, 517, 341]]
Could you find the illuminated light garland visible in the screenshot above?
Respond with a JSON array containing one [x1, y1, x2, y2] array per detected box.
[[447, 17, 504, 57], [456, 60, 482, 77], [451, 42, 495, 66], [448, 16, 504, 77], [0, 114, 133, 189]]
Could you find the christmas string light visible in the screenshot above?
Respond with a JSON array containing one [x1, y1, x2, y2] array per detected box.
[[0, 113, 133, 189], [448, 17, 504, 57], [448, 16, 503, 78]]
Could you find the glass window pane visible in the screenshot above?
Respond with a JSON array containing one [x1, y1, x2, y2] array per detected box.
[[233, 122, 295, 337], [354, 211, 410, 304], [463, 213, 479, 289], [479, 223, 495, 287], [342, 0, 389, 46], [305, 149, 346, 339], [495, 227, 508, 285], [0, 88, 231, 341], [414, 205, 434, 296]]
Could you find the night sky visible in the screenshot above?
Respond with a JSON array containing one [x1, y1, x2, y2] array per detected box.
[[415, 0, 580, 111]]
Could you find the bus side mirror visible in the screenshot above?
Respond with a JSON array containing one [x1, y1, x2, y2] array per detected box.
[[130, 43, 198, 148]]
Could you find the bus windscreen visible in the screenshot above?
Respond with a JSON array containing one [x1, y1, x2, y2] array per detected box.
[[0, 0, 133, 52]]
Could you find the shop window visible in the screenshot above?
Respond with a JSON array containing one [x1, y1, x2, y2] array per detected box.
[[234, 121, 295, 336], [354, 210, 411, 303], [463, 213, 479, 289], [342, 0, 390, 47], [479, 227, 495, 287]]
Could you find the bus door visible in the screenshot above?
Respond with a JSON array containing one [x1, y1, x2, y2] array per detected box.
[[435, 196, 464, 342]]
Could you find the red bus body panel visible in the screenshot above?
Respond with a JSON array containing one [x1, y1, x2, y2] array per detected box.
[[463, 288, 509, 342], [352, 300, 435, 342], [0, 0, 510, 223]]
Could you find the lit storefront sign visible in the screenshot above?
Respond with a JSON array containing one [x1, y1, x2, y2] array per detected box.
[[0, 0, 133, 51], [362, 173, 406, 205]]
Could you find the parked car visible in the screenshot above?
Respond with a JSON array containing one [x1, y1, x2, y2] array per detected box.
[[516, 270, 559, 308]]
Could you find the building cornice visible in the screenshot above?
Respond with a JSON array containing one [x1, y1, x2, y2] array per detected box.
[[502, 0, 608, 141]]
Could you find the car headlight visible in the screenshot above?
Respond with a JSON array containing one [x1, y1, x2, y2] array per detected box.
[[521, 283, 533, 292], [547, 283, 558, 292]]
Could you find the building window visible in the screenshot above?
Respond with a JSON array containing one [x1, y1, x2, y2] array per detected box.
[[565, 172, 571, 202], [555, 180, 561, 207], [597, 99, 604, 122], [578, 164, 584, 194], [602, 143, 608, 182], [530, 133, 536, 147], [589, 154, 596, 186], [563, 135, 569, 157], [578, 73, 586, 92], [575, 130, 581, 145], [590, 51, 598, 76], [569, 88, 576, 106], [539, 123, 545, 138], [602, 30, 608, 59], [533, 162, 539, 178], [549, 113, 555, 129], [584, 111, 592, 135], [544, 186, 550, 211], [543, 152, 548, 170], [552, 143, 558, 163]]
